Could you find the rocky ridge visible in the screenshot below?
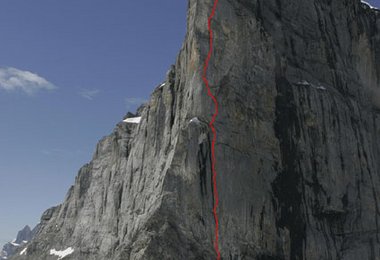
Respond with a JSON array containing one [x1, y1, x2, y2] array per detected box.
[[1, 225, 36, 259]]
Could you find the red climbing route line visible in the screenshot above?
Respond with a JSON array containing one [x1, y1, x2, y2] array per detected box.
[[201, 0, 221, 259]]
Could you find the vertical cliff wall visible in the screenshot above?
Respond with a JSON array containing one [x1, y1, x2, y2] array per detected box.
[[11, 0, 380, 259]]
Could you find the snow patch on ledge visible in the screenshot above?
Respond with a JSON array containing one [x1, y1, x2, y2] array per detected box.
[[49, 247, 74, 260], [123, 117, 141, 124], [296, 80, 311, 86], [295, 80, 327, 91], [20, 247, 27, 256], [189, 117, 201, 124], [316, 85, 327, 90]]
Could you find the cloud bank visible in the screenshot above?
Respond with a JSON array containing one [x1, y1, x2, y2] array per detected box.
[[0, 67, 57, 95]]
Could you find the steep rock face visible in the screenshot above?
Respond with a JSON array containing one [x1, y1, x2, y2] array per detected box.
[[11, 0, 380, 259], [1, 225, 36, 259]]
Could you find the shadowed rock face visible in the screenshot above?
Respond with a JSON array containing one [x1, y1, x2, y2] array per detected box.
[[10, 0, 380, 259]]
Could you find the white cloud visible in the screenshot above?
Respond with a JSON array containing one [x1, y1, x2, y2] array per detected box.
[[79, 89, 100, 100], [0, 67, 57, 95], [125, 97, 147, 110]]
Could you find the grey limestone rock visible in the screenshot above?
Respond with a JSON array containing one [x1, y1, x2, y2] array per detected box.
[[10, 0, 380, 259], [1, 225, 35, 259]]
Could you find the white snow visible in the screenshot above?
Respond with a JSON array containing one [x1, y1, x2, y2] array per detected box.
[[189, 117, 201, 124], [159, 82, 166, 87], [296, 80, 311, 86], [123, 117, 141, 124], [22, 240, 28, 244], [316, 85, 327, 90], [20, 247, 27, 256], [49, 247, 74, 260], [296, 80, 327, 91], [11, 242, 20, 247], [361, 0, 379, 10]]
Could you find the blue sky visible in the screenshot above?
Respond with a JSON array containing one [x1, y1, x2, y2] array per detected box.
[[366, 0, 380, 7], [0, 0, 187, 246], [0, 0, 380, 248]]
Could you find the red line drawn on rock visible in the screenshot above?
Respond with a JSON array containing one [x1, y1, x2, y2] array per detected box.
[[201, 0, 221, 259]]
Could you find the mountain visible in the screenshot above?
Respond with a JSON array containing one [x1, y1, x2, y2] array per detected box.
[[1, 225, 37, 259], [10, 0, 380, 259]]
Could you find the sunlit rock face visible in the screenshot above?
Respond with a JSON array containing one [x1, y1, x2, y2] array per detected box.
[[10, 0, 380, 259], [1, 226, 35, 260]]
